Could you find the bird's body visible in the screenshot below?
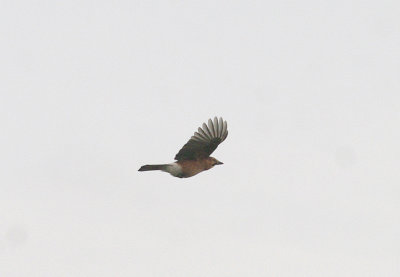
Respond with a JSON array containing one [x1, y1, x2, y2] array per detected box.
[[138, 117, 228, 178]]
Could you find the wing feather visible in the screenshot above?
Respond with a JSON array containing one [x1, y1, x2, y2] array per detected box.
[[197, 127, 210, 140], [202, 123, 212, 138], [213, 117, 219, 138], [193, 132, 207, 141], [174, 117, 229, 160], [208, 119, 215, 137], [218, 117, 224, 137], [221, 120, 228, 141]]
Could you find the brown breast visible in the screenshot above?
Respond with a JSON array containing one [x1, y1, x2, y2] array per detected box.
[[177, 159, 213, 178]]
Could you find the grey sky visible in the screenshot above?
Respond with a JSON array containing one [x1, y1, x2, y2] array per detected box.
[[1, 1, 399, 276]]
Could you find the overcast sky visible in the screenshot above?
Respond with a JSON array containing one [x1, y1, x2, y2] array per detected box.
[[1, 1, 399, 276]]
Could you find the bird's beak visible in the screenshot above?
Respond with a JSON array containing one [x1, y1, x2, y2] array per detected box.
[[216, 161, 223, 165]]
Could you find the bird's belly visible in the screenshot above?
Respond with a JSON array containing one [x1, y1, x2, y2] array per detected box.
[[163, 163, 183, 177], [178, 160, 208, 178]]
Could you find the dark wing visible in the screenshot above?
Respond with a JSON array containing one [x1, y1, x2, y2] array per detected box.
[[174, 117, 228, 160]]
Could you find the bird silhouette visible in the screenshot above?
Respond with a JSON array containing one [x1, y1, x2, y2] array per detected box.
[[138, 117, 228, 178]]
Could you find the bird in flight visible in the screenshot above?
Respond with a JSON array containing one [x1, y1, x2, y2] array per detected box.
[[138, 117, 228, 178]]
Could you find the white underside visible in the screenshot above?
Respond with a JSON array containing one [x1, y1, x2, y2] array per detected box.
[[163, 163, 183, 177]]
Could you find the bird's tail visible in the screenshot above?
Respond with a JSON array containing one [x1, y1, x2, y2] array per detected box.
[[138, 164, 167, 171]]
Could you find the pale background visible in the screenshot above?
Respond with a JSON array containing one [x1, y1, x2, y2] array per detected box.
[[1, 1, 399, 276]]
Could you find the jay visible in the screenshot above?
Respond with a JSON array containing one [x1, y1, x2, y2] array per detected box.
[[138, 117, 228, 178]]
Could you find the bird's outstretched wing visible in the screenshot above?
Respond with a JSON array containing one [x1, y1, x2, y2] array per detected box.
[[174, 117, 228, 160]]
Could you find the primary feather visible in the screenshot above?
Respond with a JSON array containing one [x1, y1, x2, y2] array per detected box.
[[174, 117, 228, 160]]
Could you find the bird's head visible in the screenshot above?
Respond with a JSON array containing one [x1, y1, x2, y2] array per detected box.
[[209, 157, 223, 167]]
